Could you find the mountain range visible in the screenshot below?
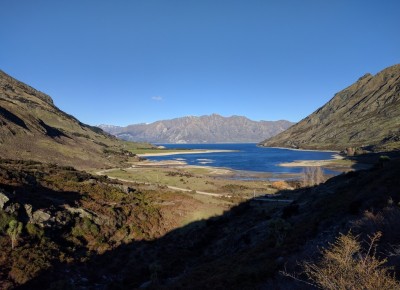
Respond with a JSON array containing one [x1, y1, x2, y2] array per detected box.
[[260, 64, 400, 152], [99, 114, 294, 143]]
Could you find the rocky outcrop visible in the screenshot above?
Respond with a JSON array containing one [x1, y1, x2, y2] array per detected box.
[[260, 64, 400, 151], [99, 114, 294, 143], [0, 191, 9, 209]]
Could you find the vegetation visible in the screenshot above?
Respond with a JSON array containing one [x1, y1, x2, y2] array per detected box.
[[7, 220, 22, 249], [303, 232, 399, 290], [261, 64, 400, 151], [302, 166, 326, 187]]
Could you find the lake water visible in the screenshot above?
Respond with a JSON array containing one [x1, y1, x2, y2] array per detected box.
[[146, 143, 337, 175]]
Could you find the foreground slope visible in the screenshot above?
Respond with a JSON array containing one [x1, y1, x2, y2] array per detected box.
[[260, 64, 400, 151], [12, 155, 400, 289], [99, 114, 293, 143], [0, 70, 149, 169]]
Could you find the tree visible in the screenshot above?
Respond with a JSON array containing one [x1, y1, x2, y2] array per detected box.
[[302, 166, 325, 187], [7, 219, 23, 249]]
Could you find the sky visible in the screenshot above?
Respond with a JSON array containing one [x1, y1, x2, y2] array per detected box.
[[0, 1, 399, 126]]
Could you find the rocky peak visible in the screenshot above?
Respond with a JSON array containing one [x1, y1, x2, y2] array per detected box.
[[0, 70, 54, 105]]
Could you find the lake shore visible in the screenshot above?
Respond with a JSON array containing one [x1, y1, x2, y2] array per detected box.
[[279, 153, 345, 167], [258, 145, 340, 153], [137, 149, 237, 157]]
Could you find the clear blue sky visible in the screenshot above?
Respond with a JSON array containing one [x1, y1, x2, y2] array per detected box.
[[1, 1, 399, 126]]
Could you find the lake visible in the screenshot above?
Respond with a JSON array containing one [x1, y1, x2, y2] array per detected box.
[[146, 143, 338, 175]]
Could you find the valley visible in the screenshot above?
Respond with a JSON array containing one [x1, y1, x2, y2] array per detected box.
[[0, 64, 399, 289]]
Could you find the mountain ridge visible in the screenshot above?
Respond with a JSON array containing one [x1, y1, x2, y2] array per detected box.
[[0, 70, 148, 169], [260, 64, 400, 152], [99, 114, 294, 143]]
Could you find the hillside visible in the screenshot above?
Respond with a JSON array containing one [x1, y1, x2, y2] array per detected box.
[[0, 70, 151, 169], [260, 64, 400, 151], [99, 114, 293, 143], [3, 154, 398, 289]]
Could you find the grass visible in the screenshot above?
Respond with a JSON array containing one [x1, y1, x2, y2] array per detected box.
[[104, 167, 275, 197]]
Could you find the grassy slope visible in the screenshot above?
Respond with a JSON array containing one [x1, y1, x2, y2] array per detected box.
[[6, 155, 397, 289], [0, 159, 239, 289], [0, 70, 154, 169], [260, 64, 400, 151]]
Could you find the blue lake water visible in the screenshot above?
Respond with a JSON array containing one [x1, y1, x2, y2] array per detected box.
[[146, 143, 337, 175]]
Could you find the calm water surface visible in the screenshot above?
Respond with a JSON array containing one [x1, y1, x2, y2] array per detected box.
[[147, 143, 337, 174]]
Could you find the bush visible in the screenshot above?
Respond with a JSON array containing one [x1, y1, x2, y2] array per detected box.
[[0, 210, 14, 233], [302, 232, 399, 290], [26, 223, 44, 239], [271, 180, 291, 190], [269, 218, 291, 246]]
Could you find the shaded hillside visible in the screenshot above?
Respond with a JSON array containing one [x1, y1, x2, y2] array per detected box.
[[0, 159, 177, 289], [8, 154, 400, 289], [260, 64, 400, 151], [0, 70, 151, 169], [99, 114, 293, 143]]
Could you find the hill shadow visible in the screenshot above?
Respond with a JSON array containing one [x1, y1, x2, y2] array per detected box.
[[17, 155, 400, 289], [349, 150, 400, 171]]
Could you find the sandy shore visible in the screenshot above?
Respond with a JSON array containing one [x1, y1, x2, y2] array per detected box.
[[279, 154, 346, 167], [137, 149, 236, 157]]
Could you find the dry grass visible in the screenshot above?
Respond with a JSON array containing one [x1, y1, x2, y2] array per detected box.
[[105, 167, 274, 197], [284, 232, 400, 290]]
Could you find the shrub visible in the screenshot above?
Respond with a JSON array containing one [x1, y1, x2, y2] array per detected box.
[[7, 219, 23, 249], [271, 180, 291, 190], [302, 232, 399, 290], [269, 218, 291, 246], [26, 223, 44, 239], [0, 210, 14, 233]]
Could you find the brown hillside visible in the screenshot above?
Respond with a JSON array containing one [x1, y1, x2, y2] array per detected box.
[[260, 64, 400, 151], [0, 70, 148, 169]]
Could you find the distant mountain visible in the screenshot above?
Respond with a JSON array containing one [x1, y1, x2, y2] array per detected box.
[[260, 64, 400, 152], [0, 70, 149, 169], [99, 114, 294, 143]]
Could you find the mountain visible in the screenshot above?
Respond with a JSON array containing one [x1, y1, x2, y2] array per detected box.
[[260, 64, 400, 152], [99, 114, 294, 143], [0, 70, 150, 169]]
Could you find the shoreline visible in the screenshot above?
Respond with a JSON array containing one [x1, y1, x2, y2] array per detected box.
[[278, 154, 349, 168], [130, 159, 304, 180], [137, 149, 237, 157], [258, 145, 340, 153]]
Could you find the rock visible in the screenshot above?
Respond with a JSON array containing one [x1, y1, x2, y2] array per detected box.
[[54, 211, 72, 226], [5, 203, 20, 214], [93, 213, 115, 227], [24, 204, 33, 219], [0, 191, 10, 209], [64, 205, 93, 219], [31, 210, 52, 227]]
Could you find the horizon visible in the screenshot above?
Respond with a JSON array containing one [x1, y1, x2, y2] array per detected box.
[[1, 1, 399, 126]]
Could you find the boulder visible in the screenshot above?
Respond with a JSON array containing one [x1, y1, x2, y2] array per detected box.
[[24, 204, 33, 219], [64, 205, 93, 219], [0, 191, 9, 209], [5, 203, 20, 214], [31, 210, 52, 227]]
